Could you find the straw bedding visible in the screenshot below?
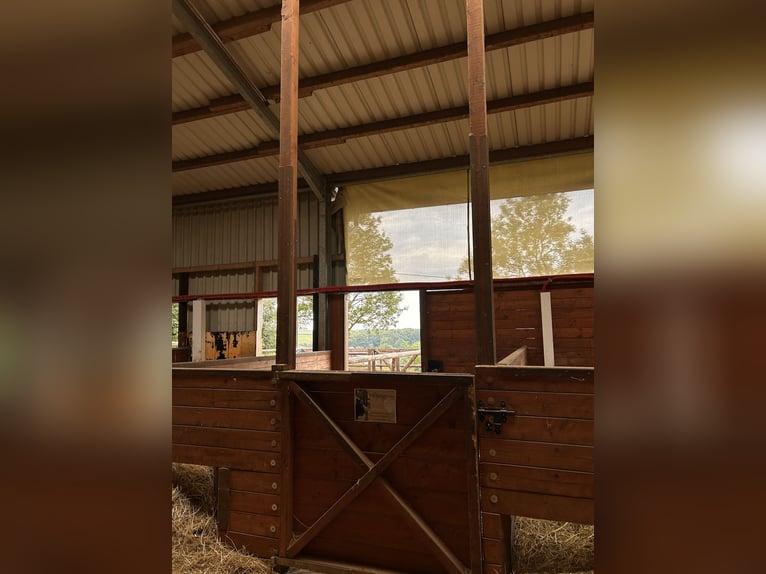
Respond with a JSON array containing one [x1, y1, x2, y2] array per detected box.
[[172, 463, 269, 574], [172, 463, 593, 573]]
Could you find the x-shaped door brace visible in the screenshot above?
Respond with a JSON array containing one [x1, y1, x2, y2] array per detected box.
[[286, 382, 470, 574]]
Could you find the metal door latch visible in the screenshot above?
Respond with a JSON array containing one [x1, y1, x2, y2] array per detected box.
[[477, 401, 515, 434]]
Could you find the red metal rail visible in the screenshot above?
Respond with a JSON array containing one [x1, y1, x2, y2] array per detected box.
[[171, 273, 594, 303]]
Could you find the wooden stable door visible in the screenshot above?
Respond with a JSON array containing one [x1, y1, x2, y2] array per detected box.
[[273, 371, 482, 574]]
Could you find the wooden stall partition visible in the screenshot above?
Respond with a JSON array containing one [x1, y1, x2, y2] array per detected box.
[[172, 368, 284, 556], [550, 287, 594, 366], [474, 365, 594, 574], [272, 370, 482, 574], [421, 286, 543, 374], [421, 277, 594, 374], [173, 350, 332, 371]]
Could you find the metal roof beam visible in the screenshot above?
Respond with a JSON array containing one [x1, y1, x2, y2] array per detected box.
[[172, 0, 326, 200], [327, 137, 594, 185], [172, 138, 593, 206], [172, 82, 593, 172], [173, 0, 353, 58], [172, 12, 594, 125]]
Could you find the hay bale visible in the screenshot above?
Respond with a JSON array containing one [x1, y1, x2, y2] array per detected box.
[[172, 464, 270, 574], [172, 463, 216, 515], [513, 517, 594, 573]]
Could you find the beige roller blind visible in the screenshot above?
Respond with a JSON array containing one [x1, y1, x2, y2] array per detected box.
[[343, 153, 594, 285]]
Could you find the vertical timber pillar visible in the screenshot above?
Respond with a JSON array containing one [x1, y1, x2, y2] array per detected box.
[[276, 0, 300, 369], [177, 273, 189, 349], [466, 1, 492, 572], [191, 298, 206, 362], [467, 0, 496, 366]]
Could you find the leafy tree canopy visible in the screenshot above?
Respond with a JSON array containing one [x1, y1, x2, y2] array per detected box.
[[457, 193, 593, 279], [346, 213, 405, 332]]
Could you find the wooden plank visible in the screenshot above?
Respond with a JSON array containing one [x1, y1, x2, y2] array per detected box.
[[294, 477, 473, 530], [377, 477, 468, 574], [463, 385, 483, 573], [328, 293, 347, 370], [481, 513, 504, 539], [229, 490, 281, 516], [294, 415, 468, 461], [467, 0, 497, 367], [173, 426, 279, 452], [475, 366, 594, 394], [172, 0, 352, 57], [292, 502, 469, 564], [497, 346, 527, 366], [293, 387, 464, 426], [481, 488, 593, 524], [287, 387, 462, 557], [296, 479, 472, 558], [172, 371, 274, 389], [272, 555, 410, 574], [285, 370, 473, 387], [222, 531, 279, 559], [419, 289, 431, 372], [279, 372, 294, 556], [482, 537, 505, 568], [479, 416, 593, 445], [476, 390, 593, 419], [172, 406, 280, 431], [230, 470, 280, 494], [228, 511, 279, 539], [290, 382, 370, 470], [480, 438, 593, 472], [276, 0, 301, 368], [480, 463, 593, 498], [173, 444, 280, 473], [303, 535, 445, 574], [553, 327, 595, 338], [217, 468, 231, 531], [172, 388, 279, 409], [294, 449, 467, 494]]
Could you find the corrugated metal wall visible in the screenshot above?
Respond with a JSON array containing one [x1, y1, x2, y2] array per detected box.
[[172, 193, 320, 331]]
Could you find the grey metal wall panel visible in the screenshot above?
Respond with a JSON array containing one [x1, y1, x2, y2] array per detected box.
[[173, 194, 320, 332]]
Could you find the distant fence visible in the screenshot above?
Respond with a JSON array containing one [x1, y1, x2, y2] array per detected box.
[[347, 348, 421, 372]]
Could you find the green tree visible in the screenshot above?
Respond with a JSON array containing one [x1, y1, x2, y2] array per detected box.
[[261, 298, 277, 351], [457, 193, 593, 278], [261, 296, 315, 351], [171, 303, 179, 343], [346, 213, 405, 332]]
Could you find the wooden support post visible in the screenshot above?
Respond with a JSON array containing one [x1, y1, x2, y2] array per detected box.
[[255, 298, 265, 356], [312, 254, 320, 351], [275, 368, 293, 557], [328, 292, 347, 370], [216, 467, 231, 533], [316, 196, 329, 350], [177, 273, 189, 348], [540, 291, 555, 366], [191, 298, 206, 362], [467, 0, 496, 366], [276, 0, 301, 369], [500, 514, 515, 573], [464, 384, 484, 573], [419, 289, 431, 372]]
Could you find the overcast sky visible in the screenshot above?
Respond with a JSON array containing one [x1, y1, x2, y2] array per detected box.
[[373, 188, 594, 329]]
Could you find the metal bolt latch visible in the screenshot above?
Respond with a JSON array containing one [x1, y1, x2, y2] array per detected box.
[[477, 400, 515, 434]]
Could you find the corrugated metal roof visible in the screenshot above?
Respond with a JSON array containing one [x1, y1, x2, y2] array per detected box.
[[171, 0, 594, 196], [172, 156, 279, 195]]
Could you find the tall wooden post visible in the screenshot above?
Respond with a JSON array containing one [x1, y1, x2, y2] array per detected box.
[[467, 0, 496, 366], [276, 0, 300, 369]]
